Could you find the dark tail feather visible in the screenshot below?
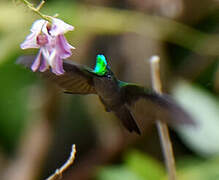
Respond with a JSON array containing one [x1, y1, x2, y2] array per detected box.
[[160, 95, 195, 126], [114, 106, 141, 135]]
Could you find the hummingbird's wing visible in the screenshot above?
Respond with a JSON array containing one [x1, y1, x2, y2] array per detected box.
[[114, 105, 141, 134], [119, 82, 194, 131], [17, 56, 97, 94]]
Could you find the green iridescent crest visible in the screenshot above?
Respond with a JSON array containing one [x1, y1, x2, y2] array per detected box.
[[93, 55, 108, 75]]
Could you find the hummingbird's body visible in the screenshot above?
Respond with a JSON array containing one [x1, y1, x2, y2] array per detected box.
[[93, 70, 141, 133], [94, 75, 120, 110], [17, 55, 194, 134]]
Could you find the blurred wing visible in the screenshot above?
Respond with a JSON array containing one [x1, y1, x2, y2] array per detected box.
[[120, 82, 194, 130], [17, 56, 97, 94]]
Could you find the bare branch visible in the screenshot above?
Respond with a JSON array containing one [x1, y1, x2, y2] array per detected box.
[[46, 144, 76, 180], [149, 55, 177, 180], [19, 0, 52, 22]]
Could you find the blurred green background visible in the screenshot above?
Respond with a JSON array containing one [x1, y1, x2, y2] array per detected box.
[[0, 0, 219, 179]]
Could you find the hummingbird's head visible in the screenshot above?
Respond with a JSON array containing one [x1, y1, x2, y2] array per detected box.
[[93, 54, 112, 76]]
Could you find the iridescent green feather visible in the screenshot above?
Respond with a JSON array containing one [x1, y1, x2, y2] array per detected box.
[[93, 54, 108, 76]]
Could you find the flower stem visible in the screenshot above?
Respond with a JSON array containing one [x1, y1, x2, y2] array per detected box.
[[20, 0, 52, 23], [36, 0, 45, 11], [149, 56, 177, 180]]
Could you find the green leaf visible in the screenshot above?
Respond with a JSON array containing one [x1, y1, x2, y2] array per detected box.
[[124, 150, 166, 180], [97, 166, 142, 180], [177, 157, 219, 180]]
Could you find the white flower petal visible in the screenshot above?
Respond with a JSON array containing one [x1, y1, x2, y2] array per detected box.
[[20, 32, 40, 49], [48, 49, 57, 66], [31, 19, 47, 33], [49, 17, 74, 36], [31, 49, 42, 72], [51, 56, 65, 75], [41, 47, 52, 65]]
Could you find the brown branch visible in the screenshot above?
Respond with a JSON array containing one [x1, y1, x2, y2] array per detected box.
[[46, 144, 76, 180], [149, 55, 177, 180]]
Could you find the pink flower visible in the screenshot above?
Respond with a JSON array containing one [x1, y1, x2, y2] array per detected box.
[[20, 18, 75, 75]]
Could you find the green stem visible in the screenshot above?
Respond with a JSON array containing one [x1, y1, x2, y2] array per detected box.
[[20, 0, 52, 23]]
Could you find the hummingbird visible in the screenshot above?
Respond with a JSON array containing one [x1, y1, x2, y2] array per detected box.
[[17, 55, 193, 134]]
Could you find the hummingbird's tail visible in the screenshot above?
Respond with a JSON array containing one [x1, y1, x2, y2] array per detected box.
[[114, 106, 141, 135]]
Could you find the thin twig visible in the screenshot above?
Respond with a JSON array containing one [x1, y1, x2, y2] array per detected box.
[[46, 144, 76, 180], [149, 56, 177, 180], [20, 0, 52, 22], [36, 0, 45, 11]]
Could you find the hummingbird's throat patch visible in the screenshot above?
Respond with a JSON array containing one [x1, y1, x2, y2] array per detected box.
[[93, 54, 107, 76]]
